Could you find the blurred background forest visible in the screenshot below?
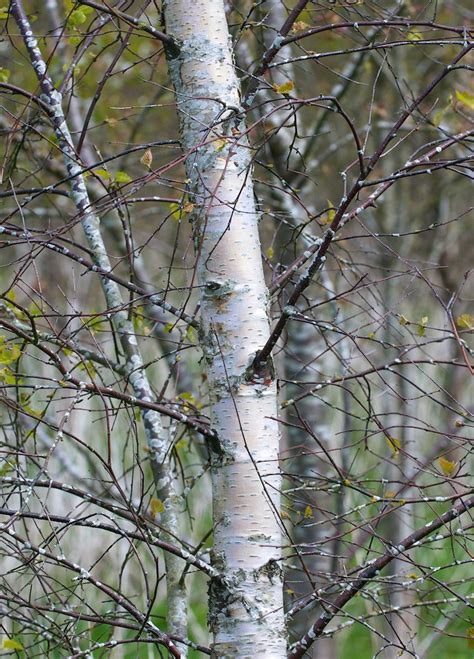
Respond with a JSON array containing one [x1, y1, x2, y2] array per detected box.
[[0, 1, 473, 657]]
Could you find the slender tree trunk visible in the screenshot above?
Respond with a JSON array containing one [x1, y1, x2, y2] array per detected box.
[[12, 1, 186, 651], [163, 1, 286, 655]]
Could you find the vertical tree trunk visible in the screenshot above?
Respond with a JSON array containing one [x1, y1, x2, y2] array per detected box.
[[163, 1, 286, 655]]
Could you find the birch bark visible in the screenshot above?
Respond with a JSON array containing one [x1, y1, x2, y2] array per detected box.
[[163, 1, 286, 656], [11, 1, 186, 651]]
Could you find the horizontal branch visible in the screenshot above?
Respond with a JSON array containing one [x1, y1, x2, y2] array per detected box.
[[75, 0, 180, 54]]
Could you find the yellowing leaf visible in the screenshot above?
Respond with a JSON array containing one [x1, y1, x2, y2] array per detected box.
[[399, 314, 409, 326], [266, 246, 274, 259], [2, 638, 24, 651], [290, 21, 310, 34], [140, 148, 153, 168], [456, 314, 474, 330], [407, 30, 422, 41], [321, 200, 336, 225], [0, 338, 21, 365], [186, 326, 198, 344], [273, 80, 294, 94], [417, 315, 428, 337], [467, 626, 474, 649], [438, 456, 457, 476], [0, 67, 10, 82], [150, 498, 165, 515], [182, 201, 194, 214], [304, 505, 313, 518], [214, 138, 227, 152], [169, 202, 180, 221], [455, 89, 474, 110], [385, 435, 401, 456]]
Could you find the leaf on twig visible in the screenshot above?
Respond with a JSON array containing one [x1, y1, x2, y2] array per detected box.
[[456, 313, 474, 330], [438, 456, 457, 476], [140, 148, 153, 169], [455, 89, 474, 110], [272, 81, 294, 94]]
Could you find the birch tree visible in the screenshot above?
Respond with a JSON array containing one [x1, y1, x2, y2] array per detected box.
[[0, 1, 473, 658]]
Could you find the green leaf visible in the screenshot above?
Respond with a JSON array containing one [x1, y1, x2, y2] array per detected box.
[[93, 168, 111, 179], [417, 316, 428, 337], [455, 89, 474, 110], [68, 9, 87, 27], [2, 638, 24, 651], [186, 326, 198, 344], [0, 337, 21, 365], [0, 67, 10, 82], [114, 170, 132, 184], [407, 30, 422, 41]]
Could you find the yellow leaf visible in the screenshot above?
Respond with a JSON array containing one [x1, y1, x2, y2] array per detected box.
[[290, 21, 310, 34], [169, 202, 180, 221], [407, 30, 422, 41], [140, 148, 153, 168], [385, 436, 401, 456], [399, 314, 409, 326], [182, 201, 195, 214], [0, 338, 21, 365], [2, 638, 24, 650], [408, 572, 419, 580], [417, 316, 428, 337], [456, 313, 474, 330], [438, 456, 457, 476], [266, 246, 274, 259], [320, 200, 336, 225], [213, 138, 227, 152], [304, 505, 313, 518], [455, 89, 474, 110], [272, 80, 294, 94], [150, 498, 165, 515], [467, 625, 474, 649]]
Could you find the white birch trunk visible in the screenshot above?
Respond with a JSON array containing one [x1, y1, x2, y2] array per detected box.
[[163, 2, 286, 656], [12, 1, 186, 652]]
